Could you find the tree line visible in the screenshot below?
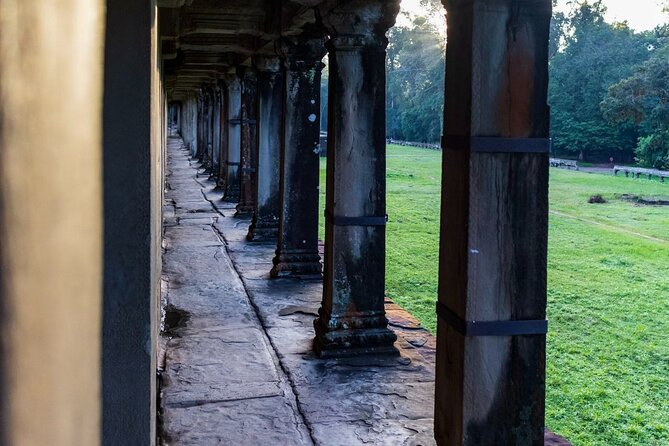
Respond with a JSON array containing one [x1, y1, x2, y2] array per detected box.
[[551, 0, 669, 167], [320, 0, 668, 169]]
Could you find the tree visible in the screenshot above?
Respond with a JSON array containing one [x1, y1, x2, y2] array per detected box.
[[602, 38, 669, 168], [386, 2, 445, 143], [548, 1, 658, 161]]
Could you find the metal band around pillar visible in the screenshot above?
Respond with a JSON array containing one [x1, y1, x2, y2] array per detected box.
[[324, 210, 388, 227], [436, 301, 548, 337], [226, 161, 240, 166], [228, 118, 257, 125], [442, 135, 551, 153], [240, 167, 256, 173]]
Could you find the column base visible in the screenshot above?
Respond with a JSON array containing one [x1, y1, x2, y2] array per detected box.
[[222, 186, 240, 202], [246, 219, 278, 242], [200, 159, 212, 172], [208, 166, 219, 181], [270, 250, 322, 278], [235, 203, 255, 217], [313, 312, 398, 359]]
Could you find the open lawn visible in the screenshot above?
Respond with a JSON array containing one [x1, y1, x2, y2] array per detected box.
[[319, 144, 669, 446]]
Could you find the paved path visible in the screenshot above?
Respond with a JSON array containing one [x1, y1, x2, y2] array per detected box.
[[160, 137, 313, 445], [159, 136, 437, 445]]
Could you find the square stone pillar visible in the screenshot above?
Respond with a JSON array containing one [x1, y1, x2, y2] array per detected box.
[[209, 86, 218, 176], [0, 1, 104, 444], [103, 0, 160, 443], [222, 73, 242, 202], [270, 33, 326, 278], [314, 0, 400, 358], [235, 67, 258, 216], [196, 90, 206, 161], [247, 57, 283, 241], [434, 0, 552, 444], [216, 81, 228, 189], [203, 86, 216, 174]]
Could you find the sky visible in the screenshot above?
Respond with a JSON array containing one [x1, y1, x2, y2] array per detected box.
[[400, 0, 668, 31], [554, 0, 667, 30]]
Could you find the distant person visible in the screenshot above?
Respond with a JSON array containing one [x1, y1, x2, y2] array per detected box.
[[609, 156, 614, 167]]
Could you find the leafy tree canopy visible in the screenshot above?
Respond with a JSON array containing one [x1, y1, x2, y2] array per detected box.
[[386, 0, 445, 143], [548, 1, 664, 162], [602, 33, 669, 168]]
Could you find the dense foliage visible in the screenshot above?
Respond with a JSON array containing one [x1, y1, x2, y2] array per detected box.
[[549, 1, 669, 165], [322, 0, 669, 166], [601, 41, 669, 168], [386, 2, 445, 143]]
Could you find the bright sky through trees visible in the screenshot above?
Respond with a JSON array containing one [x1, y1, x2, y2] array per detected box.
[[555, 0, 666, 30], [400, 0, 668, 31]]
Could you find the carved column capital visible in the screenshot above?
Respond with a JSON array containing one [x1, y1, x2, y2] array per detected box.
[[236, 65, 257, 83], [220, 72, 241, 93], [317, 0, 400, 51], [278, 34, 327, 72], [253, 55, 282, 73]]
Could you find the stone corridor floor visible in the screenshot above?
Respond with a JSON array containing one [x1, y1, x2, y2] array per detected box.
[[159, 135, 437, 445]]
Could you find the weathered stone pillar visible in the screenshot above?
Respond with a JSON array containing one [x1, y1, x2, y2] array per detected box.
[[313, 1, 400, 358], [210, 86, 222, 181], [434, 0, 552, 444], [247, 57, 283, 241], [103, 0, 160, 443], [196, 90, 206, 161], [0, 1, 104, 444], [236, 67, 258, 216], [187, 95, 198, 157], [222, 73, 242, 202], [216, 81, 228, 189], [270, 34, 326, 278], [202, 87, 215, 172]]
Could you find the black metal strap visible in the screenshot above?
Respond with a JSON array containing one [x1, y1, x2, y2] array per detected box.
[[241, 167, 256, 173], [443, 135, 551, 153], [226, 161, 240, 166], [436, 301, 547, 337], [228, 118, 257, 125], [324, 210, 388, 227]]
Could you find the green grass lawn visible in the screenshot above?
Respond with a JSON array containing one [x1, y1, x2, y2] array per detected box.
[[319, 144, 669, 446]]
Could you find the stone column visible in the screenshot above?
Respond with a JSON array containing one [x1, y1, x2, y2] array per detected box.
[[222, 73, 242, 202], [196, 90, 205, 161], [210, 86, 222, 181], [314, 1, 400, 358], [434, 0, 552, 444], [202, 87, 215, 172], [247, 56, 283, 241], [236, 67, 258, 216], [216, 81, 228, 189], [0, 1, 104, 444], [209, 87, 217, 174], [188, 96, 198, 157], [103, 0, 161, 443], [270, 34, 326, 278]]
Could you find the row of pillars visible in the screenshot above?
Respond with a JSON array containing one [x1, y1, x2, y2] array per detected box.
[[0, 0, 552, 443], [178, 15, 400, 358], [173, 0, 552, 443]]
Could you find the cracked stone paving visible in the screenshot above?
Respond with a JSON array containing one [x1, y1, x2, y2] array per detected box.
[[158, 135, 438, 445]]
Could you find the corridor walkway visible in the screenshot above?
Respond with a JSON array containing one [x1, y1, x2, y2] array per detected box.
[[159, 136, 437, 445]]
